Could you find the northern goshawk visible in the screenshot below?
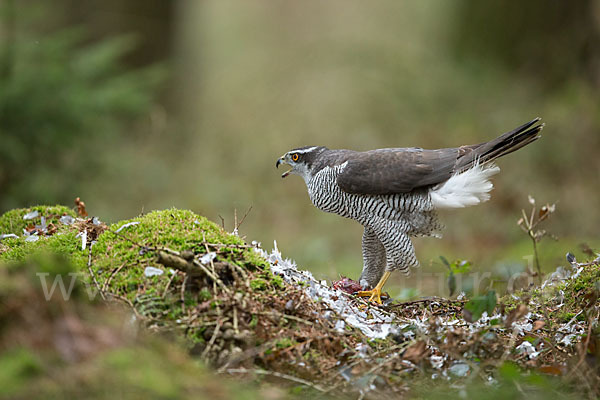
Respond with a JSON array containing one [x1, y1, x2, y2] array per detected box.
[[276, 118, 543, 303]]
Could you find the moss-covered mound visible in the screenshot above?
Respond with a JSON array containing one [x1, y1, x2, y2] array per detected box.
[[0, 205, 86, 269], [500, 261, 600, 326], [90, 208, 269, 303], [0, 205, 75, 235]]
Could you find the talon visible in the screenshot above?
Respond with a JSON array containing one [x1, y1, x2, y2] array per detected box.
[[355, 271, 391, 305], [357, 288, 383, 304]]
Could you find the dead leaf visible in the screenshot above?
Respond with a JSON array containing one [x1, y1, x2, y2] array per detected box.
[[584, 290, 599, 309], [532, 320, 545, 331], [47, 223, 57, 235], [579, 243, 596, 257], [505, 304, 528, 327], [538, 365, 564, 376], [351, 365, 362, 375], [402, 340, 429, 364], [197, 301, 212, 312], [75, 197, 88, 217]]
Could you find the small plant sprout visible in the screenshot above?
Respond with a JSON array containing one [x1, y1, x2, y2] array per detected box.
[[517, 195, 556, 283], [440, 256, 472, 297]]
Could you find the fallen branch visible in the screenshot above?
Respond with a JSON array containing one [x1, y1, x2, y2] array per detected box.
[[156, 248, 231, 293], [157, 250, 193, 271], [202, 318, 223, 361]]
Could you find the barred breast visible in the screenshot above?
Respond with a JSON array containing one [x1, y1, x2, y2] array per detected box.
[[307, 164, 442, 237]]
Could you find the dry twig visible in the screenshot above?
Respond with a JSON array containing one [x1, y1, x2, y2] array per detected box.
[[87, 246, 105, 301], [226, 368, 327, 393]]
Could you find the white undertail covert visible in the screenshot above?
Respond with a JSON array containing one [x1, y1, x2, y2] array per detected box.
[[430, 163, 500, 209]]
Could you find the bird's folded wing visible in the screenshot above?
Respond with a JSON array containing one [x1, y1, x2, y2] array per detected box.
[[335, 148, 459, 195]]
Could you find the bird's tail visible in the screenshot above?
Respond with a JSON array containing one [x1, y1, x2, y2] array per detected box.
[[456, 117, 544, 171], [431, 117, 543, 209]]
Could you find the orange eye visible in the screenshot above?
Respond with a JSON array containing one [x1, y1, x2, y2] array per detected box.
[[291, 154, 299, 162]]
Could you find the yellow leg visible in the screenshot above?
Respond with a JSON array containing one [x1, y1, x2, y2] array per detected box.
[[356, 271, 391, 304]]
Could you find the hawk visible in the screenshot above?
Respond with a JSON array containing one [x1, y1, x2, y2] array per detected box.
[[276, 118, 543, 304]]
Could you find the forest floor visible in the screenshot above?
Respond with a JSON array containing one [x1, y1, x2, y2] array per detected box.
[[0, 204, 598, 399]]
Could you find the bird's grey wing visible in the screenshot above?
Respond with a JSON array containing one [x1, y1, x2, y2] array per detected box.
[[335, 148, 461, 195]]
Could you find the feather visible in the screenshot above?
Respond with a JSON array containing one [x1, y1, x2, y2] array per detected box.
[[430, 163, 500, 209]]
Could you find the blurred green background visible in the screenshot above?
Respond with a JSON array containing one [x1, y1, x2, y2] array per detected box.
[[1, 0, 599, 297]]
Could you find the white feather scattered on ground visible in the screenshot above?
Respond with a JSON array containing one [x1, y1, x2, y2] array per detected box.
[[22, 210, 39, 220], [144, 266, 164, 277], [255, 241, 590, 354], [256, 241, 399, 339], [200, 252, 217, 264], [115, 221, 140, 233]]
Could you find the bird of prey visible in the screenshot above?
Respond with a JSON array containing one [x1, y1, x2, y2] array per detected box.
[[276, 118, 543, 304]]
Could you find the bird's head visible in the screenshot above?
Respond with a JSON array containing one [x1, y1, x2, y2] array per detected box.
[[276, 146, 327, 182]]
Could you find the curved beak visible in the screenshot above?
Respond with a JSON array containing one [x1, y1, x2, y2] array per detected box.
[[276, 156, 292, 178]]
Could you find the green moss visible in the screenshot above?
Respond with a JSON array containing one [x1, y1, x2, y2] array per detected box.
[[250, 278, 268, 291], [275, 338, 297, 349], [271, 274, 285, 289], [242, 249, 269, 270], [0, 348, 43, 396], [90, 208, 259, 302], [250, 268, 285, 291], [249, 314, 258, 328], [302, 349, 324, 363], [0, 206, 85, 273], [500, 262, 600, 333], [367, 337, 394, 349], [0, 231, 87, 272], [198, 288, 212, 302], [0, 205, 76, 235], [99, 347, 191, 397]]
